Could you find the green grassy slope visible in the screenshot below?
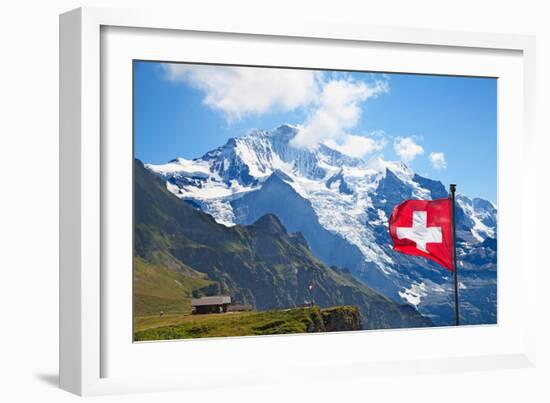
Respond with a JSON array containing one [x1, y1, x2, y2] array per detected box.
[[134, 257, 215, 316], [134, 306, 361, 341]]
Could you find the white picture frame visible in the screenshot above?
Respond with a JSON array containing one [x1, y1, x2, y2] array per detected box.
[[59, 6, 537, 396]]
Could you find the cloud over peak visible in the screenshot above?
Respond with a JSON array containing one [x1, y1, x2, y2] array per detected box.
[[163, 64, 320, 121], [290, 77, 389, 158], [164, 63, 390, 159], [393, 137, 424, 162]]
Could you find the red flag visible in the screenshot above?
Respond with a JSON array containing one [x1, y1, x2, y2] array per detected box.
[[389, 198, 453, 270]]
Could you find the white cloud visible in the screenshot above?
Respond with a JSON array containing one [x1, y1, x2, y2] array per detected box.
[[393, 137, 424, 162], [163, 63, 320, 121], [324, 134, 387, 158], [429, 152, 447, 169], [164, 64, 390, 158], [290, 77, 389, 156]]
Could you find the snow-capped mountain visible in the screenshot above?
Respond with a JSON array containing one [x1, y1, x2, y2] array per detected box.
[[146, 125, 497, 325]]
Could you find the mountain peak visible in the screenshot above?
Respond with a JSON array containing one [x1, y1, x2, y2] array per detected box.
[[252, 214, 287, 235], [267, 124, 298, 140], [365, 155, 387, 172], [365, 156, 413, 179], [246, 124, 297, 139], [274, 123, 298, 132], [266, 169, 294, 184]]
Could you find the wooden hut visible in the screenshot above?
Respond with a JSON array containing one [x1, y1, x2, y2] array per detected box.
[[191, 296, 231, 314]]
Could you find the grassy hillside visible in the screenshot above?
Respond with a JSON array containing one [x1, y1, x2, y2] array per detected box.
[[134, 306, 361, 341], [134, 159, 432, 330], [134, 257, 215, 316]]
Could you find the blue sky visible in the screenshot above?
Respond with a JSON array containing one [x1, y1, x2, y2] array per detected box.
[[134, 61, 497, 202]]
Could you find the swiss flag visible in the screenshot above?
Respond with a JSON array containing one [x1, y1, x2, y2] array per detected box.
[[389, 198, 453, 270]]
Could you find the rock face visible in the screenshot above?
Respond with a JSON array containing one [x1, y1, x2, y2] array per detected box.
[[321, 306, 363, 332], [305, 306, 363, 333], [134, 159, 432, 330], [146, 125, 497, 326]]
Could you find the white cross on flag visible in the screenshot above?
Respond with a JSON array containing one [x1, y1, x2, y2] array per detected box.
[[389, 198, 453, 270]]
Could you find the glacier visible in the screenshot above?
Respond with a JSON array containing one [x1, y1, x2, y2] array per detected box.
[[146, 125, 497, 326]]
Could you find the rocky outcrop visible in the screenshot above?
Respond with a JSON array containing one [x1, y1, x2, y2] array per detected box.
[[320, 306, 363, 332]]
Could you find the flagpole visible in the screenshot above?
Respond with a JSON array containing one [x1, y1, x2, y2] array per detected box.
[[450, 184, 460, 326]]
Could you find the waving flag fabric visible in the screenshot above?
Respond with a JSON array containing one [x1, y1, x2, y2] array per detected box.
[[389, 198, 453, 270]]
